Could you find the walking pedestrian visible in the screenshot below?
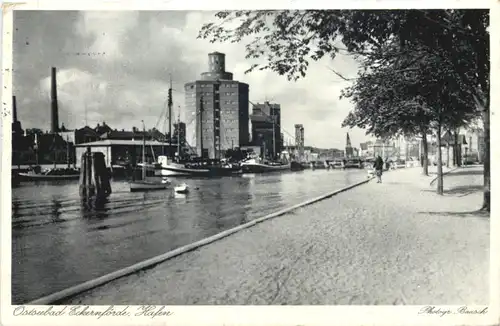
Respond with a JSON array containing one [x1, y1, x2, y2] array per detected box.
[[374, 155, 384, 183]]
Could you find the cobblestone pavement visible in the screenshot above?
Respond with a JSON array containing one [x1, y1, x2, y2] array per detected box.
[[67, 166, 489, 305]]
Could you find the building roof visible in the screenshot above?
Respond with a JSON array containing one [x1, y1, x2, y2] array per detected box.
[[75, 140, 174, 147]]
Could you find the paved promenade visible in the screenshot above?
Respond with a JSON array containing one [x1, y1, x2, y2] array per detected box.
[[67, 166, 488, 305]]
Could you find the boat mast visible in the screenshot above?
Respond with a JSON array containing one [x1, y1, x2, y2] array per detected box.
[[34, 133, 39, 165], [168, 75, 173, 158], [66, 136, 70, 168], [199, 96, 204, 159], [177, 109, 181, 159], [262, 138, 266, 161], [142, 120, 146, 180], [272, 116, 276, 160]]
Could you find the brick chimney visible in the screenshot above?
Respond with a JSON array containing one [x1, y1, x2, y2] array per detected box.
[[50, 67, 59, 133]]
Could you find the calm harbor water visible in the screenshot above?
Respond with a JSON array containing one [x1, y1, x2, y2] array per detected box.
[[12, 169, 366, 304]]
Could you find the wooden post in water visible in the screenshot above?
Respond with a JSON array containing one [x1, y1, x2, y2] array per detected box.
[[79, 146, 112, 201]]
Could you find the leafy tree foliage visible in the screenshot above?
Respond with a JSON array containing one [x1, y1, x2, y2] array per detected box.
[[199, 9, 489, 208], [341, 39, 478, 181]]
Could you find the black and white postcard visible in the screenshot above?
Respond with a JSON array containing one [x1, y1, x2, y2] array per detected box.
[[1, 1, 498, 325]]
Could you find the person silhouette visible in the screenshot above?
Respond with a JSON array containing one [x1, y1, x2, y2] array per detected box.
[[374, 155, 384, 183]]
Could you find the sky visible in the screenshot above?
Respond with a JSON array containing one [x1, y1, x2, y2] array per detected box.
[[13, 10, 369, 149]]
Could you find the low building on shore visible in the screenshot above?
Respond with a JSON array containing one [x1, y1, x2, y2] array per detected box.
[[75, 140, 176, 168]]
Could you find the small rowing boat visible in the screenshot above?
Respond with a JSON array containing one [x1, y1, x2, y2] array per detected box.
[[174, 183, 189, 194]]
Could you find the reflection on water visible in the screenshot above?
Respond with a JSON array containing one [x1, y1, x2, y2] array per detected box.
[[12, 169, 366, 304]]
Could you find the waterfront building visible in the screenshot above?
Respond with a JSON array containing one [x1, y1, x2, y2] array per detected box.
[[184, 52, 250, 159], [94, 122, 113, 136], [250, 101, 282, 159], [285, 145, 344, 161], [75, 139, 176, 168], [359, 141, 373, 157], [463, 128, 485, 163], [371, 139, 396, 159], [58, 126, 100, 145]]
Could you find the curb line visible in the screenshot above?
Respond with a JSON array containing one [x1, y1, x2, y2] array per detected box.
[[429, 166, 461, 186], [27, 177, 373, 305]]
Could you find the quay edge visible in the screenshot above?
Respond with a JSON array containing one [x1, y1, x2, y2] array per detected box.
[[27, 176, 375, 305]]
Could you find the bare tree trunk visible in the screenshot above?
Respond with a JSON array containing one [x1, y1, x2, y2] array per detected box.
[[482, 106, 490, 211], [422, 132, 429, 176], [454, 130, 460, 167], [446, 141, 450, 168], [436, 124, 444, 195]]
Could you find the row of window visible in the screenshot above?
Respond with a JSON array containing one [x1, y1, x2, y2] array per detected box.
[[198, 83, 238, 88], [199, 128, 239, 133], [198, 118, 238, 123], [193, 92, 238, 96]]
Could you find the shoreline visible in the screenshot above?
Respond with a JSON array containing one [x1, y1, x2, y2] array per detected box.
[[27, 176, 374, 305], [63, 166, 487, 305]]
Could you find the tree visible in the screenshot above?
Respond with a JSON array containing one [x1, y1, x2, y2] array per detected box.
[[341, 42, 477, 190], [199, 9, 489, 207]]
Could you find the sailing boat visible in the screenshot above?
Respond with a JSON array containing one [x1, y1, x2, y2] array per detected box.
[[129, 120, 169, 192], [18, 134, 80, 180], [19, 67, 81, 181], [156, 92, 240, 177]]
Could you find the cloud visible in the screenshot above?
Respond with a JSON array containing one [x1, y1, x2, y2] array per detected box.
[[13, 10, 369, 149]]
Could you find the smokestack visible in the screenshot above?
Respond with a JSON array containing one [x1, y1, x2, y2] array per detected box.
[[12, 95, 17, 122], [50, 67, 59, 133]]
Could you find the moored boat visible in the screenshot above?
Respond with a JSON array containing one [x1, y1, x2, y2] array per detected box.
[[290, 161, 305, 171], [129, 179, 169, 192], [129, 121, 170, 192], [18, 166, 80, 181], [240, 158, 291, 174], [157, 155, 241, 177]]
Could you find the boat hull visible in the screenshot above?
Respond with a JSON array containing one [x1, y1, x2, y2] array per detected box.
[[290, 161, 305, 171], [129, 181, 168, 192], [18, 173, 80, 181], [159, 163, 240, 177], [241, 163, 291, 174], [157, 156, 241, 177]]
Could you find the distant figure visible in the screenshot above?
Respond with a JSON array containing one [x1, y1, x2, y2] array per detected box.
[[374, 155, 384, 183]]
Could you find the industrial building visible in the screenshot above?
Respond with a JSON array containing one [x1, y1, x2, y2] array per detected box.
[[184, 52, 250, 159], [250, 101, 282, 159], [294, 124, 304, 158]]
